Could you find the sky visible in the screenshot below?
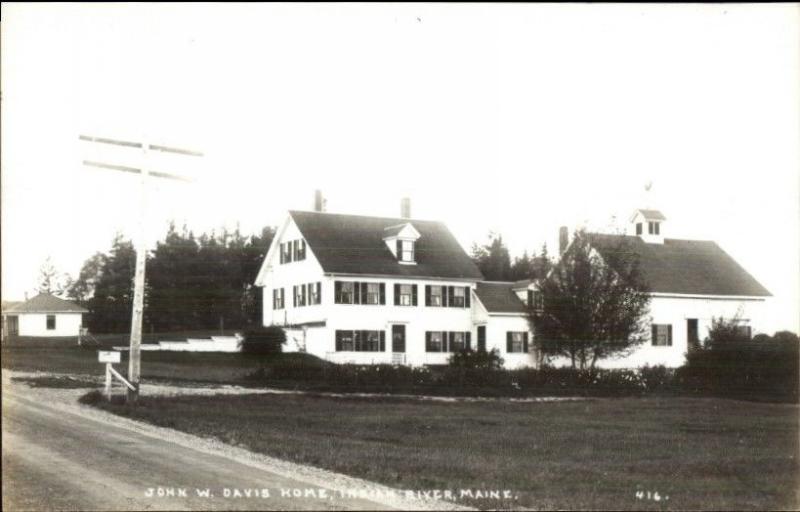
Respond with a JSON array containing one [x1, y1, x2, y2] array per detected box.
[[2, 4, 799, 333]]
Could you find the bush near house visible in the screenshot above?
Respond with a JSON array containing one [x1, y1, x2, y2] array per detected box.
[[678, 331, 799, 403], [239, 326, 286, 354]]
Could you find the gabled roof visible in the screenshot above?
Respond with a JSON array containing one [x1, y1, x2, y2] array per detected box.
[[289, 210, 484, 280], [587, 233, 771, 297], [382, 222, 420, 240], [475, 282, 528, 314], [5, 293, 88, 314], [631, 209, 667, 221]]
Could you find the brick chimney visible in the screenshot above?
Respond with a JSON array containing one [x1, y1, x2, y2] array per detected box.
[[313, 190, 324, 212], [400, 197, 411, 219], [559, 226, 569, 255]]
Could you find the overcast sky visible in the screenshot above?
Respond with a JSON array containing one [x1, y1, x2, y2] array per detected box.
[[2, 4, 798, 332]]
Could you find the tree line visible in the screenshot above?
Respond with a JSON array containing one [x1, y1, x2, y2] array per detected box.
[[62, 223, 275, 333]]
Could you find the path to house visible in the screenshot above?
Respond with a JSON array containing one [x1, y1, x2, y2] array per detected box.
[[2, 372, 473, 511]]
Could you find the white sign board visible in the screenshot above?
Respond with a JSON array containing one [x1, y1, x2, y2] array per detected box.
[[98, 351, 121, 364]]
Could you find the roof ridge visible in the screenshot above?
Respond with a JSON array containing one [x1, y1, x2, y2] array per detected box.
[[289, 209, 443, 224]]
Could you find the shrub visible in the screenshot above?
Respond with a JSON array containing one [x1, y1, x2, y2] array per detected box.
[[239, 326, 286, 355], [680, 331, 799, 402], [448, 348, 504, 370], [638, 365, 675, 392]]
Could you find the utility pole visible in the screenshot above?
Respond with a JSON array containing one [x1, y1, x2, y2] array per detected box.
[[79, 135, 202, 403]]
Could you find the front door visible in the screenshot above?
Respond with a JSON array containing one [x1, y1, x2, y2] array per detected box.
[[391, 325, 406, 353], [477, 325, 486, 352]]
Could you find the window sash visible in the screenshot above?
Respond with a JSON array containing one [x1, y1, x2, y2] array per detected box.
[[652, 324, 672, 346], [428, 332, 444, 352], [337, 330, 383, 352], [451, 287, 465, 307], [340, 282, 354, 304], [450, 332, 465, 352], [399, 285, 412, 306], [365, 283, 380, 305], [401, 240, 414, 261], [430, 286, 443, 306], [46, 315, 56, 330]]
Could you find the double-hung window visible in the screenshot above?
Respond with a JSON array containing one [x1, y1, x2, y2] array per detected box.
[[338, 282, 355, 304], [395, 284, 416, 306], [273, 288, 284, 309], [365, 283, 381, 305], [401, 240, 414, 262], [426, 331, 445, 352], [651, 324, 672, 346], [507, 331, 529, 353], [451, 287, 465, 307], [336, 330, 385, 352], [308, 282, 321, 305], [281, 243, 292, 264], [294, 285, 306, 307], [450, 332, 466, 352], [429, 286, 443, 307]]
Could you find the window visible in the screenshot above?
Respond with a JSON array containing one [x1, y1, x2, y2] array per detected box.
[[334, 281, 385, 305], [426, 331, 471, 352], [636, 223, 643, 235], [292, 239, 306, 261], [46, 315, 56, 330], [401, 240, 414, 262], [425, 285, 470, 308], [281, 243, 292, 264], [335, 330, 355, 351], [336, 330, 385, 352], [273, 288, 284, 309], [654, 222, 660, 235], [308, 282, 321, 305], [395, 284, 417, 306], [451, 287, 465, 307], [651, 324, 672, 346], [337, 282, 355, 304], [648, 222, 660, 235], [365, 283, 381, 305], [506, 331, 528, 353], [527, 290, 544, 311], [426, 331, 445, 352], [428, 286, 443, 307], [450, 332, 466, 352], [294, 285, 306, 307]]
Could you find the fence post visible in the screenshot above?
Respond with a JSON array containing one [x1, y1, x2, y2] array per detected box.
[[105, 363, 112, 400]]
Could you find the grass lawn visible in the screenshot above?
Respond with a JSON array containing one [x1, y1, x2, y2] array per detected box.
[[1, 333, 321, 384], [90, 393, 799, 510]]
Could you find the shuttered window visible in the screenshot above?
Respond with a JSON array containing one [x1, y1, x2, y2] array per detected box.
[[506, 331, 529, 353], [651, 324, 673, 346], [335, 330, 385, 352], [273, 288, 284, 309], [394, 284, 417, 306], [308, 282, 321, 305]]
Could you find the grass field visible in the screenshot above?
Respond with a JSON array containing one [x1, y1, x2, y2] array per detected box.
[[91, 392, 799, 510], [1, 333, 316, 384]]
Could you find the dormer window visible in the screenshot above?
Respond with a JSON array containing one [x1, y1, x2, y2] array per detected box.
[[384, 222, 421, 264], [398, 240, 415, 262]]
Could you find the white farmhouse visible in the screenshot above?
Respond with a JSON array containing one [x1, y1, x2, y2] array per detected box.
[[1, 293, 88, 338], [560, 209, 771, 369], [255, 198, 770, 370], [255, 198, 537, 368]]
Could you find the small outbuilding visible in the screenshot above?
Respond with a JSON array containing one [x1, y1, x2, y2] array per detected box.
[[2, 293, 88, 338]]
